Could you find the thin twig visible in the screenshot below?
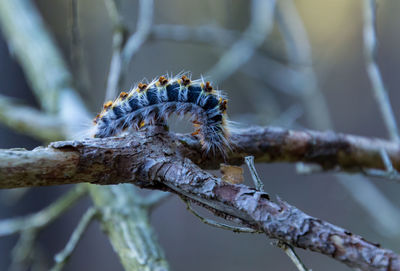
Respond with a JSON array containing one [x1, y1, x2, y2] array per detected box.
[[121, 0, 153, 66], [0, 185, 87, 236], [151, 24, 238, 47], [142, 191, 172, 210], [363, 149, 400, 181], [104, 0, 126, 101], [8, 229, 38, 271], [0, 95, 63, 141], [68, 0, 91, 98], [206, 0, 276, 83], [274, 241, 311, 271], [183, 197, 261, 234], [104, 0, 154, 101], [245, 156, 264, 191], [246, 156, 309, 271], [51, 207, 98, 271], [363, 0, 400, 143]]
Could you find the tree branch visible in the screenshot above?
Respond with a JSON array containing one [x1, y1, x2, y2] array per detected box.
[[1, 127, 397, 270], [1, 126, 400, 189], [0, 95, 63, 141], [89, 184, 170, 271], [206, 0, 276, 83]]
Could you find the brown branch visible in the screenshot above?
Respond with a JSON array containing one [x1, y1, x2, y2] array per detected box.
[[1, 126, 398, 270], [1, 126, 400, 189], [178, 126, 400, 173]]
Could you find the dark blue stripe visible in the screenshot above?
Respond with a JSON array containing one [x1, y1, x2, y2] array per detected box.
[[112, 105, 124, 119], [128, 97, 140, 111], [166, 83, 179, 102], [146, 88, 159, 105], [202, 96, 219, 110]]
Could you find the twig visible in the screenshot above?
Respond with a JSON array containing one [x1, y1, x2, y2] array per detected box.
[[245, 156, 264, 191], [363, 149, 400, 181], [142, 191, 172, 210], [246, 155, 309, 271], [206, 0, 276, 83], [121, 0, 153, 67], [337, 174, 400, 236], [276, 0, 332, 129], [103, 0, 127, 101], [274, 241, 311, 271], [183, 197, 261, 234], [104, 0, 154, 100], [51, 207, 98, 271], [151, 24, 238, 47], [8, 229, 38, 271], [0, 1, 73, 113], [1, 187, 30, 206], [151, 24, 308, 99], [68, 0, 91, 98], [363, 0, 400, 142], [0, 185, 87, 236], [0, 95, 63, 141]]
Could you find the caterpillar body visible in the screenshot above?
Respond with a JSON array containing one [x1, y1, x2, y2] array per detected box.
[[93, 74, 230, 156]]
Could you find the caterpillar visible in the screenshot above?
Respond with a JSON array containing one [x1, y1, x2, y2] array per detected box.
[[92, 74, 230, 156]]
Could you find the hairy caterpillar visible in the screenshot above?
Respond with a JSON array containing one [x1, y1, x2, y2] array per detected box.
[[92, 74, 230, 156]]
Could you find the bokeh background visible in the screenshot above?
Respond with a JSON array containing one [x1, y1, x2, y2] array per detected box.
[[1, 0, 400, 270]]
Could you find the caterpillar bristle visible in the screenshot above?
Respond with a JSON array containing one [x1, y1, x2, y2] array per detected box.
[[204, 81, 213, 92], [181, 75, 191, 86], [158, 76, 168, 86], [219, 99, 228, 113], [138, 83, 148, 92], [103, 101, 113, 110], [119, 92, 129, 100], [93, 73, 231, 157]]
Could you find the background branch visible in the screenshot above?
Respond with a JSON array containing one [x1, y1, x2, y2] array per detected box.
[[0, 95, 63, 141], [276, 0, 400, 237], [206, 0, 276, 83]]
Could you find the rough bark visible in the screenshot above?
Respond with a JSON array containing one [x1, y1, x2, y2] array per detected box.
[[1, 126, 399, 189], [179, 126, 400, 172], [1, 126, 398, 270]]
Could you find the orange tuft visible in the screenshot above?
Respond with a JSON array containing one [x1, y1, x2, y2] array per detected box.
[[138, 83, 148, 92], [191, 129, 200, 136], [219, 99, 228, 112], [181, 75, 191, 86], [158, 76, 168, 86], [103, 101, 113, 110], [192, 119, 202, 126], [204, 81, 213, 92], [93, 114, 101, 124], [119, 92, 128, 99]]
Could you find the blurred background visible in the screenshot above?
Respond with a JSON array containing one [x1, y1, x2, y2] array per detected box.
[[1, 0, 400, 270]]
